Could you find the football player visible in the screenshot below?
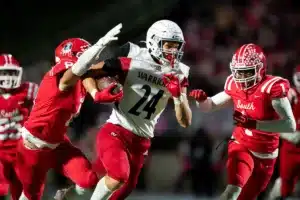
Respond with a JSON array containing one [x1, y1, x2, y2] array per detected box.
[[0, 54, 38, 200], [268, 65, 300, 200], [189, 43, 296, 200], [16, 24, 123, 200], [80, 19, 192, 200]]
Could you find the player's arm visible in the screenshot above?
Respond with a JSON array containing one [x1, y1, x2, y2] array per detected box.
[[278, 88, 300, 143], [189, 90, 233, 112], [82, 57, 127, 103], [174, 87, 192, 128], [163, 73, 192, 127], [234, 79, 296, 132], [58, 24, 122, 91], [256, 97, 296, 132], [82, 77, 123, 103]]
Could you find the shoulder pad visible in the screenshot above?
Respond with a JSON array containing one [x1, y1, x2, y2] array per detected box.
[[260, 76, 290, 98], [178, 62, 190, 78], [127, 42, 142, 58], [49, 59, 75, 76], [224, 75, 234, 94]]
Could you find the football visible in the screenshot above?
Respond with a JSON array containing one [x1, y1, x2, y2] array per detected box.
[[96, 76, 122, 95]]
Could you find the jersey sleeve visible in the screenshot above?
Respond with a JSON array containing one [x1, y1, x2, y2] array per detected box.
[[224, 75, 234, 95], [26, 82, 39, 101], [49, 60, 75, 76], [102, 57, 131, 76], [114, 42, 131, 57], [269, 78, 290, 99], [178, 63, 190, 88]]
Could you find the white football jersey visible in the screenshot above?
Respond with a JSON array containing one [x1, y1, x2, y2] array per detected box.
[[107, 43, 190, 138]]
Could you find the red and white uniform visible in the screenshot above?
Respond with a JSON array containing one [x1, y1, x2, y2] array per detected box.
[[0, 82, 38, 159], [0, 54, 38, 200], [222, 75, 290, 200], [225, 75, 289, 155], [94, 42, 189, 200], [23, 59, 86, 144], [15, 59, 98, 200], [193, 44, 295, 200], [0, 82, 37, 199], [278, 87, 300, 197]]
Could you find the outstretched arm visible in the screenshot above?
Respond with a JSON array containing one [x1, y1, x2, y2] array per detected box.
[[59, 24, 122, 91], [190, 90, 233, 112]]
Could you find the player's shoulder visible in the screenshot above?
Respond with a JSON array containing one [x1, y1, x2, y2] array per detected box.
[[224, 75, 234, 92], [20, 81, 39, 100], [259, 75, 290, 98], [49, 59, 76, 76], [126, 42, 143, 58], [177, 62, 190, 78]]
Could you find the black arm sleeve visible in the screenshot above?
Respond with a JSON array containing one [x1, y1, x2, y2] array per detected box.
[[102, 58, 123, 76], [114, 42, 130, 57]]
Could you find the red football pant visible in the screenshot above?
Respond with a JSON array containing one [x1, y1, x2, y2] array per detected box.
[[15, 138, 98, 200], [0, 159, 22, 200], [279, 146, 300, 197], [226, 142, 276, 200], [0, 144, 22, 200], [94, 123, 151, 200]]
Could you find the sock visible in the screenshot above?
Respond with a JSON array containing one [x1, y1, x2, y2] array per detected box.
[[90, 177, 112, 200]]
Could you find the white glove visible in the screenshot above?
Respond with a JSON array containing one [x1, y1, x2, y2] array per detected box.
[[71, 23, 123, 76], [96, 23, 122, 47]]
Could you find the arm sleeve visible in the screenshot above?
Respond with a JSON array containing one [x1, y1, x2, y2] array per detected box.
[[102, 57, 131, 76], [256, 97, 296, 132], [197, 91, 232, 112], [114, 42, 131, 57]]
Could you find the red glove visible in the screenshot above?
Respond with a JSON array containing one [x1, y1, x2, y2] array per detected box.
[[94, 83, 123, 103], [233, 111, 256, 129], [189, 89, 207, 102], [162, 73, 181, 97]]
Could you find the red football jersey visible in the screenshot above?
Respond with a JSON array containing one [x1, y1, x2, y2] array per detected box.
[[0, 82, 38, 152], [225, 75, 290, 153], [24, 59, 86, 144], [281, 87, 300, 152]]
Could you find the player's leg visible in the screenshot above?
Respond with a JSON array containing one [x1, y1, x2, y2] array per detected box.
[[109, 150, 148, 199], [15, 140, 49, 200], [91, 123, 131, 200], [237, 156, 276, 200], [0, 160, 10, 199], [279, 150, 300, 198], [54, 140, 98, 197], [9, 167, 23, 200], [220, 142, 254, 200]]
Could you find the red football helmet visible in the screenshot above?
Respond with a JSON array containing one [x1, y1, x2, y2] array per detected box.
[[0, 54, 23, 89], [293, 65, 300, 88], [230, 43, 267, 90], [55, 38, 91, 63]]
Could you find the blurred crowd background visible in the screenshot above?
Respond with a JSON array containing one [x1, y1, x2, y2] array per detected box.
[[2, 0, 300, 199]]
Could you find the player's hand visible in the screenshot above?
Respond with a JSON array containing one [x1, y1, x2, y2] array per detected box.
[[233, 111, 257, 129], [94, 83, 123, 103], [96, 23, 123, 47], [189, 89, 207, 102], [163, 73, 181, 97]]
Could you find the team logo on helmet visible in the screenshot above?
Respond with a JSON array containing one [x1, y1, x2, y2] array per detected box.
[[61, 42, 73, 55]]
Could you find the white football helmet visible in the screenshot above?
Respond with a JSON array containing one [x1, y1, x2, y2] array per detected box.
[[146, 20, 185, 67]]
